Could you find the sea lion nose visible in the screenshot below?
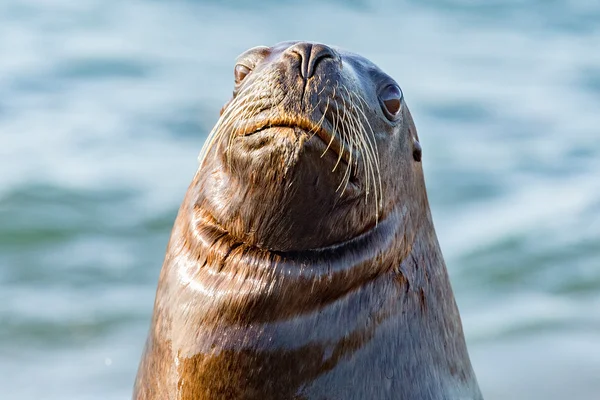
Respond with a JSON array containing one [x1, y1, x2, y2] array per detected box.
[[287, 42, 337, 79]]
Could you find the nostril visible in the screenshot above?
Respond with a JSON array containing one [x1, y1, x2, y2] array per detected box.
[[289, 43, 337, 79], [307, 44, 336, 78]]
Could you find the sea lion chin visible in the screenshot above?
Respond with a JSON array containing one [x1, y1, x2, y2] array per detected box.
[[133, 41, 484, 400]]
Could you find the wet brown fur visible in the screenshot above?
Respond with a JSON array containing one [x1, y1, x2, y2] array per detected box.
[[133, 41, 483, 400]]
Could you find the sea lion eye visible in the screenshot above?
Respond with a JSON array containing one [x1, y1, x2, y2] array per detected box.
[[234, 64, 251, 85], [379, 84, 403, 119]]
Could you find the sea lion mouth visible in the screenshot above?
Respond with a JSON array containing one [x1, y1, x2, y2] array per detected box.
[[235, 114, 356, 170], [232, 113, 362, 188]]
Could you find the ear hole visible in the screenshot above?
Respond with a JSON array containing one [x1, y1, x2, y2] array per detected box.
[[413, 139, 422, 162]]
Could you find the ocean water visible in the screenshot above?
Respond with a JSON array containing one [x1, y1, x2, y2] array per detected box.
[[1, 0, 599, 399]]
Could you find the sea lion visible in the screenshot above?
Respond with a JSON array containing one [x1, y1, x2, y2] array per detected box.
[[133, 41, 483, 399]]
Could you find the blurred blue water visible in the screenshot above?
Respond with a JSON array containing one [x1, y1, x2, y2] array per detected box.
[[0, 1, 599, 399]]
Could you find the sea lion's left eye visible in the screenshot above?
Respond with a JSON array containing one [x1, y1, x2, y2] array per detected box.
[[379, 84, 403, 120], [234, 64, 251, 85]]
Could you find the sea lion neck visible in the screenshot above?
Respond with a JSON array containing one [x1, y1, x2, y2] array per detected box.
[[169, 184, 415, 324]]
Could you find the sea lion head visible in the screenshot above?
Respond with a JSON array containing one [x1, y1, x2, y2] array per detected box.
[[196, 41, 426, 253]]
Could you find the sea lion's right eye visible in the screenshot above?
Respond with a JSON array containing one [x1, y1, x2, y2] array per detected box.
[[234, 64, 251, 85]]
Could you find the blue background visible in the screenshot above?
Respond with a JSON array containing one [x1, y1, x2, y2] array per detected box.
[[1, 1, 599, 399]]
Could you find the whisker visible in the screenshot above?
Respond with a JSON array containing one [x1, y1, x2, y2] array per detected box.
[[309, 79, 330, 139], [329, 85, 346, 173], [322, 85, 339, 158], [352, 91, 383, 221], [197, 78, 265, 167], [335, 86, 354, 195], [341, 87, 372, 202]]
